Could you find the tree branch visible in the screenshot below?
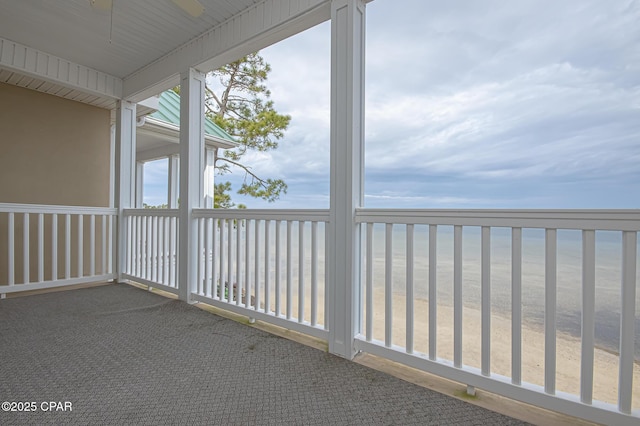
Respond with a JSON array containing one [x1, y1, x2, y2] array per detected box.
[[215, 157, 268, 188]]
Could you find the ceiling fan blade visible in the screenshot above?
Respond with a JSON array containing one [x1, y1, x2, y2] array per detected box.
[[172, 0, 204, 18], [90, 0, 112, 11]]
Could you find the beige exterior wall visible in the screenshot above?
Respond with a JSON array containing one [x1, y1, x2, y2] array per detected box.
[[0, 83, 112, 285], [0, 82, 111, 206]]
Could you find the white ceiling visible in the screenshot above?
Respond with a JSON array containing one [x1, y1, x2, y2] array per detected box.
[[0, 0, 332, 109], [0, 0, 260, 79]]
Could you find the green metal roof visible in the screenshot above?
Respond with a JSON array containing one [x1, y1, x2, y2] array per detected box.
[[149, 90, 236, 143]]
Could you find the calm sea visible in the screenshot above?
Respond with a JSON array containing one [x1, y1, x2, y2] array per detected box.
[[232, 222, 639, 359], [364, 225, 640, 360]]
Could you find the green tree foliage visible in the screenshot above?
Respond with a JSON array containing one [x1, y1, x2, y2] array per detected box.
[[214, 182, 246, 209], [206, 52, 290, 207], [143, 203, 168, 209]]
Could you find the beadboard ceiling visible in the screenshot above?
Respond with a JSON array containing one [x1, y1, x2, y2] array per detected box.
[[0, 0, 260, 79]]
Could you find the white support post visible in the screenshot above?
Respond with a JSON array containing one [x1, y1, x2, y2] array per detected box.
[[114, 101, 137, 282], [168, 154, 180, 209], [178, 68, 206, 303], [109, 124, 116, 208], [136, 161, 145, 208], [204, 148, 216, 209], [327, 0, 366, 359]]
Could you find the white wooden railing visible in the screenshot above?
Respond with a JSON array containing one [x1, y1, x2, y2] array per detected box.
[[0, 203, 117, 295], [354, 209, 639, 425], [5, 202, 638, 422], [71, 204, 638, 424], [121, 209, 179, 294], [189, 209, 330, 340]]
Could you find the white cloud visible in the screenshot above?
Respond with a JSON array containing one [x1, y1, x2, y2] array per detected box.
[[146, 0, 640, 209]]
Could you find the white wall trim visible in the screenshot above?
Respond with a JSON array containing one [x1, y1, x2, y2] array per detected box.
[[0, 37, 122, 99]]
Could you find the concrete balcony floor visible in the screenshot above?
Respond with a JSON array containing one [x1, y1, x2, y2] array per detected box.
[[0, 283, 530, 425]]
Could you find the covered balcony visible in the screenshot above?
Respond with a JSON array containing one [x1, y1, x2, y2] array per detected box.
[[0, 1, 638, 425]]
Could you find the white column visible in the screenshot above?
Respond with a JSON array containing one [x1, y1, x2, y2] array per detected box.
[[136, 161, 144, 208], [114, 100, 137, 282], [178, 68, 206, 302], [328, 0, 366, 359], [109, 124, 116, 208], [204, 148, 216, 209], [168, 154, 179, 209]]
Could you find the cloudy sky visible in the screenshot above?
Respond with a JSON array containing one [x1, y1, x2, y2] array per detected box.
[[144, 0, 640, 209]]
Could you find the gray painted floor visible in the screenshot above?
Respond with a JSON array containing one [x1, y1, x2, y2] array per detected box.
[[0, 284, 529, 425]]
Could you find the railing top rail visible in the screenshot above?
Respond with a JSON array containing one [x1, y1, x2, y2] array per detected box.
[[356, 208, 640, 231], [193, 208, 331, 222], [0, 203, 117, 215], [123, 208, 179, 217]]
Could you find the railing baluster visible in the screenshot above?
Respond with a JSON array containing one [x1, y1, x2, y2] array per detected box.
[[244, 219, 251, 307], [254, 219, 261, 309], [101, 215, 107, 275], [175, 217, 180, 286], [228, 219, 233, 303], [152, 216, 158, 283], [385, 223, 393, 347], [545, 228, 557, 394], [205, 218, 212, 298], [157, 217, 164, 284], [135, 216, 141, 277], [65, 214, 70, 280], [298, 221, 305, 323], [311, 221, 318, 327], [429, 224, 437, 360], [512, 227, 522, 385], [287, 220, 293, 320], [137, 216, 142, 278], [89, 215, 95, 277], [236, 219, 242, 306], [481, 226, 490, 376], [275, 220, 281, 315], [406, 223, 415, 354], [366, 222, 373, 341], [163, 217, 170, 285], [141, 216, 147, 279], [77, 214, 83, 278], [220, 219, 226, 301], [8, 212, 14, 285], [265, 220, 271, 313], [139, 215, 144, 277], [324, 222, 330, 331], [618, 231, 637, 414], [38, 213, 44, 282], [580, 229, 596, 404], [127, 216, 133, 276], [146, 215, 152, 280], [23, 213, 29, 284], [169, 217, 176, 287], [453, 225, 463, 367], [197, 218, 204, 295], [108, 214, 114, 275], [212, 219, 219, 298], [126, 216, 131, 276], [52, 214, 58, 281]]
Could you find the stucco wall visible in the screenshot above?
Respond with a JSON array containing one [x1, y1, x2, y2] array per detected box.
[[0, 82, 111, 206], [0, 83, 111, 285]]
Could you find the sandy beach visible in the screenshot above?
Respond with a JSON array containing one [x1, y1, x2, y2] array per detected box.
[[276, 285, 640, 409]]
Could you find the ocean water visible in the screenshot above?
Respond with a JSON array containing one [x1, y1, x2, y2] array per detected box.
[[364, 225, 640, 359], [217, 221, 639, 359]]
